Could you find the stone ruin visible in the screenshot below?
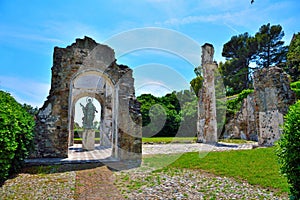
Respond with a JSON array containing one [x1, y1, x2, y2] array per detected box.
[[197, 43, 218, 143], [199, 45, 296, 146], [31, 36, 295, 162], [254, 67, 295, 146], [31, 36, 142, 161], [224, 93, 257, 141]]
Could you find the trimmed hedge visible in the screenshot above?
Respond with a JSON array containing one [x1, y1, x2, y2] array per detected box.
[[277, 100, 300, 199], [0, 91, 35, 183]]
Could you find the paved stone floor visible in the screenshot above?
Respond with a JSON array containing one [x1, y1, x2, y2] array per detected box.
[[25, 144, 116, 165], [68, 144, 112, 161]]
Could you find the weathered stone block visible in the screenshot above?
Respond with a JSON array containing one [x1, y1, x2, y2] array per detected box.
[[258, 110, 283, 146], [254, 67, 295, 146], [223, 93, 257, 140]]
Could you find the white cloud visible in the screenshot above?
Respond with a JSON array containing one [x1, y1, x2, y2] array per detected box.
[[160, 10, 256, 27], [0, 76, 50, 107], [133, 63, 190, 97], [0, 20, 103, 52], [42, 21, 103, 43], [105, 27, 201, 67], [200, 0, 247, 10], [156, 0, 297, 35], [0, 24, 63, 44]]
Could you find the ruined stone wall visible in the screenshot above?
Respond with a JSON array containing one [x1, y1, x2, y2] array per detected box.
[[32, 37, 142, 159], [223, 93, 257, 141], [223, 67, 295, 144], [33, 38, 98, 158], [254, 67, 295, 146], [115, 68, 142, 160]]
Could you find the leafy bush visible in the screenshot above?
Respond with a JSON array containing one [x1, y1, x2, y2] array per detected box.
[[226, 89, 254, 116], [290, 80, 300, 100], [190, 75, 203, 96], [138, 90, 197, 137], [0, 91, 35, 183], [277, 100, 300, 199]]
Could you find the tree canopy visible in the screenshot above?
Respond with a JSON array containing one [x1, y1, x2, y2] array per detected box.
[[220, 23, 288, 95], [254, 23, 288, 68], [137, 90, 197, 137], [286, 32, 300, 81]]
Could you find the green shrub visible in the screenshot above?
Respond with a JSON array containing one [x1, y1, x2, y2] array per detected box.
[[290, 80, 300, 100], [226, 89, 254, 116], [277, 100, 300, 199], [0, 91, 35, 183]]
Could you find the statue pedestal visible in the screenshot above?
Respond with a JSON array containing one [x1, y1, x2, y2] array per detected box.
[[82, 129, 95, 151], [100, 133, 111, 147]]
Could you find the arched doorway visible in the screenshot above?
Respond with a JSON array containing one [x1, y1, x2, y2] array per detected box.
[[73, 97, 101, 145], [68, 70, 115, 160]]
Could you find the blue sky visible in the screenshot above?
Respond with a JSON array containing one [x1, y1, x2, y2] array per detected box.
[[0, 0, 300, 107]]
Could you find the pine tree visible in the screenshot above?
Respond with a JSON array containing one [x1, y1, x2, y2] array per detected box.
[[254, 23, 288, 68]]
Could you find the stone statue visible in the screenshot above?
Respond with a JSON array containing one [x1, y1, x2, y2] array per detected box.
[[80, 98, 98, 129]]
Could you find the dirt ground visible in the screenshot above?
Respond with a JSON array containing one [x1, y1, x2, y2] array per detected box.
[[74, 165, 124, 200]]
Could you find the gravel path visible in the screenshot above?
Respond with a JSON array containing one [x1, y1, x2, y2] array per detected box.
[[142, 142, 256, 155], [0, 170, 76, 199], [0, 143, 287, 199], [115, 168, 286, 200]]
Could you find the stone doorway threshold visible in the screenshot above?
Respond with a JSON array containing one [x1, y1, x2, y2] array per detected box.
[[25, 144, 117, 166], [68, 144, 113, 161]]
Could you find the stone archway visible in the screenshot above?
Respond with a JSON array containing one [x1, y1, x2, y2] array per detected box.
[[32, 37, 142, 162], [68, 69, 115, 157]]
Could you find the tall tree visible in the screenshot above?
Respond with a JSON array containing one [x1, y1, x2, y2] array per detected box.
[[190, 67, 204, 96], [219, 60, 248, 95], [190, 76, 203, 96], [254, 23, 288, 68], [286, 33, 300, 81], [220, 23, 288, 95], [221, 33, 257, 94]]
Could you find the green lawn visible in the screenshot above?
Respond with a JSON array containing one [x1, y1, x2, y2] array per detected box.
[[144, 147, 289, 194]]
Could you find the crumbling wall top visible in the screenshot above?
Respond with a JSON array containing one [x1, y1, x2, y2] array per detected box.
[[201, 43, 214, 65]]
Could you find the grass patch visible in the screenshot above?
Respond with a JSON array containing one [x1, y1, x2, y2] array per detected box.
[[147, 147, 288, 193], [142, 154, 182, 171], [142, 137, 253, 144], [142, 137, 197, 144]]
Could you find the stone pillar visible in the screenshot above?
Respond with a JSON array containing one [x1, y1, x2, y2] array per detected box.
[[115, 69, 142, 161], [254, 67, 295, 146], [197, 43, 218, 143], [82, 129, 95, 151]]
